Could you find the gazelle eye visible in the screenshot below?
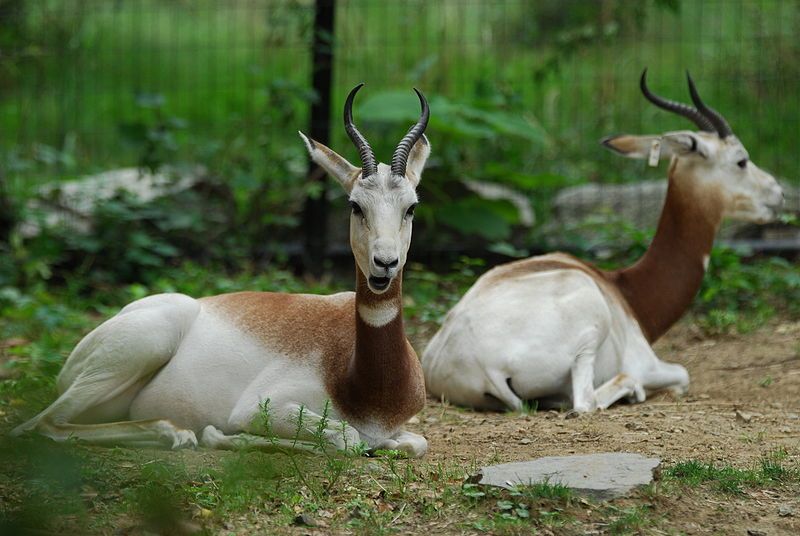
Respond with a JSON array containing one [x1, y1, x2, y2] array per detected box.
[[737, 159, 748, 169], [405, 203, 418, 218], [349, 201, 363, 216]]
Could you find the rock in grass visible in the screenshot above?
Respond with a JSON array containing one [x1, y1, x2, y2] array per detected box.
[[293, 513, 315, 527], [469, 452, 661, 500]]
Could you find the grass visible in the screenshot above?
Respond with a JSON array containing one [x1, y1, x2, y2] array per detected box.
[[605, 505, 656, 535], [665, 449, 798, 495]]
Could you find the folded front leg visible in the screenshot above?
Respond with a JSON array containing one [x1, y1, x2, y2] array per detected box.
[[371, 429, 427, 458]]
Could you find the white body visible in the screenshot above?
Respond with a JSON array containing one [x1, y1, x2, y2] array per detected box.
[[424, 111, 783, 413], [423, 253, 687, 411], [27, 291, 421, 452]]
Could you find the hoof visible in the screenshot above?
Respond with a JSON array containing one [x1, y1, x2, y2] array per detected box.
[[172, 429, 198, 450], [199, 425, 224, 449]]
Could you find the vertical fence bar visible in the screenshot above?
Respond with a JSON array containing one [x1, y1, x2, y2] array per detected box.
[[301, 0, 336, 275]]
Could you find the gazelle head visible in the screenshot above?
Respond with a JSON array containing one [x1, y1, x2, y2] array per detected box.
[[300, 84, 430, 294], [603, 70, 784, 224]]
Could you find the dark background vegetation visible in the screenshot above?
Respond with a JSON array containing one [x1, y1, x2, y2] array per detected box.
[[1, 0, 799, 279]]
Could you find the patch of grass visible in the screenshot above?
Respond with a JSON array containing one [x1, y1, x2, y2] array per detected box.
[[512, 480, 573, 502], [461, 480, 578, 533], [606, 505, 656, 535], [665, 449, 798, 495], [518, 399, 539, 416]]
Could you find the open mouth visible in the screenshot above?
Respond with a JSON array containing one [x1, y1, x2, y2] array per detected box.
[[368, 276, 391, 291]]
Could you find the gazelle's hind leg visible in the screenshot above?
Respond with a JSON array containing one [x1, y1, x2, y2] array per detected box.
[[11, 294, 200, 449], [642, 359, 690, 396], [593, 374, 646, 410]]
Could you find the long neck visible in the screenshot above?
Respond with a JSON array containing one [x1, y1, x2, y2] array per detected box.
[[607, 163, 722, 342], [335, 266, 424, 428]]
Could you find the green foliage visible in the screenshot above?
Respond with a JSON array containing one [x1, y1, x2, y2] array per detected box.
[[561, 214, 800, 334], [119, 94, 187, 173], [512, 481, 572, 502], [550, 212, 653, 268], [463, 480, 576, 532], [9, 189, 207, 286], [665, 450, 798, 494], [696, 247, 800, 334], [606, 505, 655, 535], [404, 257, 484, 332]]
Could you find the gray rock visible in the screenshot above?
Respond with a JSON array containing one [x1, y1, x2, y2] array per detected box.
[[470, 452, 661, 500], [20, 165, 205, 238], [551, 179, 800, 243]]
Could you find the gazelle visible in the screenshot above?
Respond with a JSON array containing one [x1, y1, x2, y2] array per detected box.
[[423, 71, 784, 413], [12, 85, 431, 457]]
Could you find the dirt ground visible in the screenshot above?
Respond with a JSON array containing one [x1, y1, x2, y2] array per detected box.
[[406, 319, 800, 534], [2, 318, 798, 535]]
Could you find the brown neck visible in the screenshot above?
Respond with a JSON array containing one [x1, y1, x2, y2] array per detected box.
[[606, 163, 722, 342], [333, 266, 425, 428]]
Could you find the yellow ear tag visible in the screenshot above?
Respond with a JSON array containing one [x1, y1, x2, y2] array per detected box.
[[648, 139, 661, 167]]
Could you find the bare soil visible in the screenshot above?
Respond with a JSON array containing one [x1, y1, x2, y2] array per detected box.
[[2, 319, 799, 535], [406, 318, 800, 535]]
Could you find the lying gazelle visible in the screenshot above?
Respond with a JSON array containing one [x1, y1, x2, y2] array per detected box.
[[423, 71, 784, 412], [12, 85, 431, 457]]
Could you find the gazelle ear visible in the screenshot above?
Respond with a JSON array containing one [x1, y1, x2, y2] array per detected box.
[[601, 134, 673, 161], [404, 134, 430, 188], [660, 131, 712, 159], [602, 132, 713, 163], [299, 131, 361, 193]]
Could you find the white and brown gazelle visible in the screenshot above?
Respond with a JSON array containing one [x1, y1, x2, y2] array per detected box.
[[423, 71, 784, 412], [12, 85, 431, 457]]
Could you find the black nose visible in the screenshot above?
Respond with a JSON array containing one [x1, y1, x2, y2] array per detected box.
[[374, 256, 399, 270]]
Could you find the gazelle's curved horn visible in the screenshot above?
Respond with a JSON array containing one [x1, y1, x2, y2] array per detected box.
[[391, 88, 430, 177], [344, 83, 378, 178], [640, 69, 716, 133], [686, 71, 733, 138]]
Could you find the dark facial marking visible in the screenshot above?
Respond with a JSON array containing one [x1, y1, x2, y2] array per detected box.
[[349, 200, 363, 216]]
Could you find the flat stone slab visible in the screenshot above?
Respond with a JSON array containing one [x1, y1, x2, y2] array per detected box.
[[470, 452, 661, 500]]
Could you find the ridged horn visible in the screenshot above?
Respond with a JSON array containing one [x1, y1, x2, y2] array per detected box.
[[390, 88, 430, 177], [686, 71, 733, 138], [344, 83, 378, 178], [640, 68, 716, 133]]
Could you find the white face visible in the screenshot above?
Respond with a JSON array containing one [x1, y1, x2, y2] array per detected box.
[[671, 132, 784, 223], [299, 132, 430, 294], [348, 164, 419, 293], [604, 131, 784, 224]]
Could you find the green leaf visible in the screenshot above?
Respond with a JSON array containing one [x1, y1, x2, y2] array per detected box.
[[496, 500, 514, 510], [437, 198, 513, 241]]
